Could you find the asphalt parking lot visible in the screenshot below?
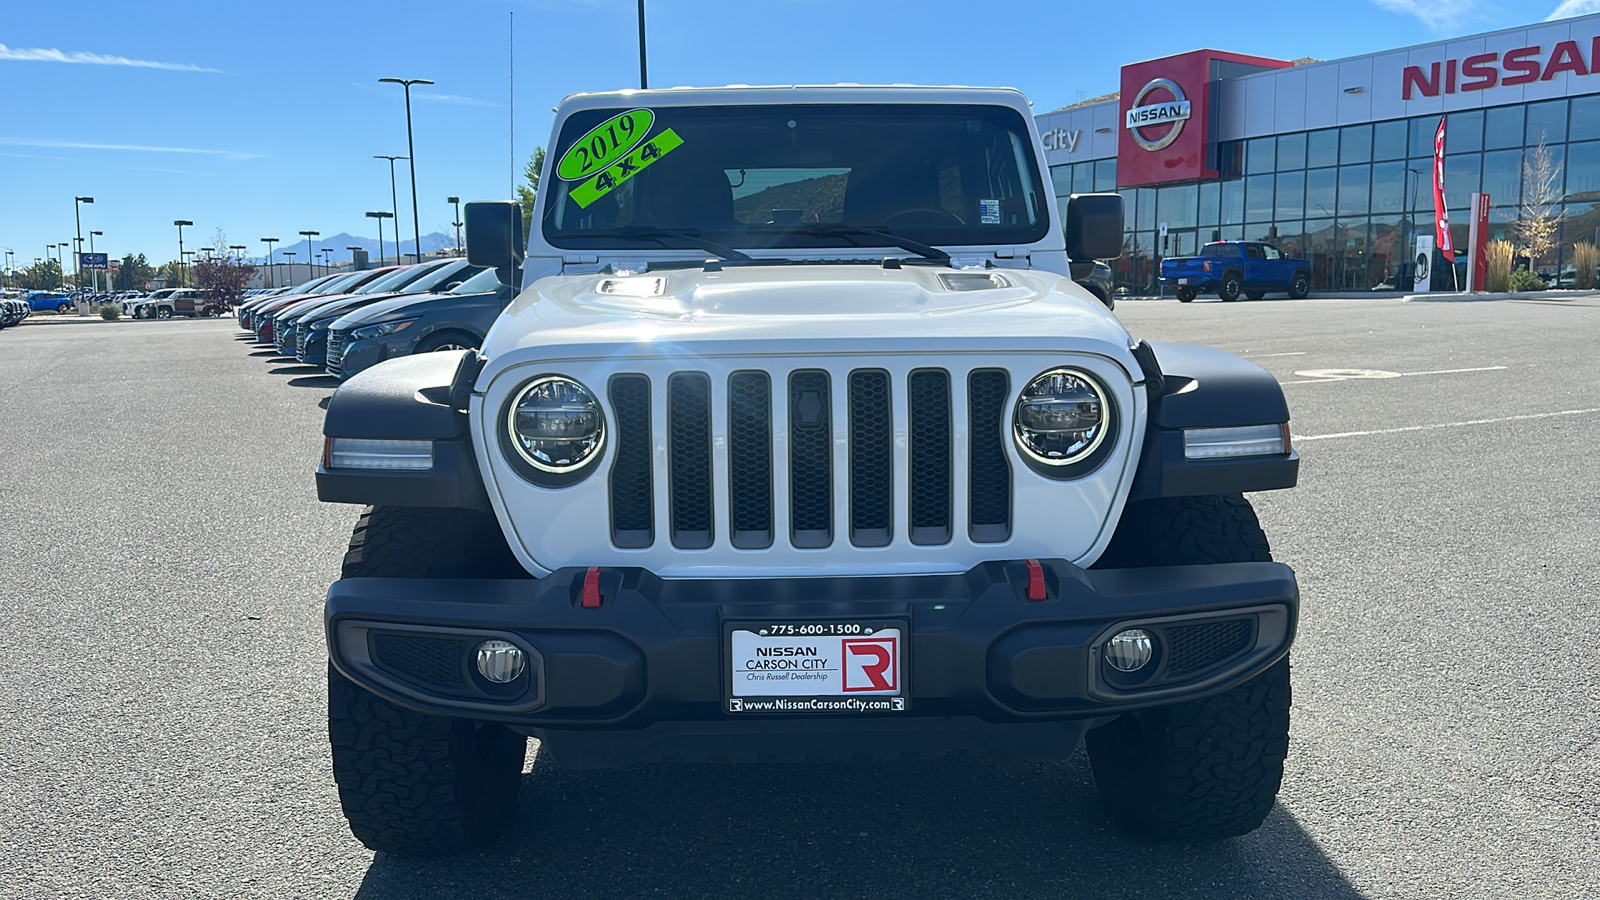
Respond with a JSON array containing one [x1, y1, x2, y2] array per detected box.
[[2, 297, 1597, 899]]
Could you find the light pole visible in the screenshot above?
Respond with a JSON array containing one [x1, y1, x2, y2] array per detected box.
[[229, 244, 247, 260], [378, 78, 434, 264], [90, 230, 103, 290], [322, 248, 333, 272], [365, 211, 393, 266], [637, 0, 648, 89], [300, 230, 319, 278], [283, 251, 297, 284], [261, 237, 279, 288], [347, 245, 363, 270], [374, 155, 407, 261], [74, 196, 93, 297], [174, 220, 193, 287], [447, 196, 463, 255]]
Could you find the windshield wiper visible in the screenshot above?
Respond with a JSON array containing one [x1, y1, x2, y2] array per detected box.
[[606, 226, 753, 263], [751, 223, 951, 265]]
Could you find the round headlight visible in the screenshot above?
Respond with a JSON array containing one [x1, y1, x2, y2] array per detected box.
[[1014, 368, 1110, 466], [505, 376, 604, 472]]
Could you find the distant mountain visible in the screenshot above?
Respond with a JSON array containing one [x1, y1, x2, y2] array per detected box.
[[247, 231, 455, 266]]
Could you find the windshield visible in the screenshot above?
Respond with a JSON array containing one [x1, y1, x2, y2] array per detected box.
[[543, 103, 1049, 253], [398, 259, 478, 293], [316, 273, 364, 294], [449, 267, 504, 295], [355, 266, 424, 294]]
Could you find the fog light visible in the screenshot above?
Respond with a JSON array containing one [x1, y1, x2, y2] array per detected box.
[[1105, 629, 1154, 672], [475, 640, 526, 683]]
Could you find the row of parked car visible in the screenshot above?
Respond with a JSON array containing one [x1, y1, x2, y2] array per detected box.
[[1, 296, 33, 328], [235, 258, 512, 379]]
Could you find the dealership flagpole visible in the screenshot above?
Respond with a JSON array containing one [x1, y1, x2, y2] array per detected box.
[[1432, 118, 1459, 293]]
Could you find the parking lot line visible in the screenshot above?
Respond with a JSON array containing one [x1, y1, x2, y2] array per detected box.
[[1296, 407, 1600, 442]]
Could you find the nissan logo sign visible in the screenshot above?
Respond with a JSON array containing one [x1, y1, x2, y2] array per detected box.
[[1124, 77, 1193, 151]]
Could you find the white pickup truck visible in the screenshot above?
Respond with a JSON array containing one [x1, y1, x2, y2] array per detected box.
[[314, 84, 1302, 855]]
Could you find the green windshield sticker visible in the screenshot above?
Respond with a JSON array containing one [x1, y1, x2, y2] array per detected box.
[[557, 109, 655, 182], [569, 128, 685, 209]]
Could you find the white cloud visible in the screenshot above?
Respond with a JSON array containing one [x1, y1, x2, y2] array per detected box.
[[415, 92, 497, 107], [1370, 0, 1483, 30], [0, 43, 222, 73], [0, 137, 259, 160], [1548, 0, 1600, 20]]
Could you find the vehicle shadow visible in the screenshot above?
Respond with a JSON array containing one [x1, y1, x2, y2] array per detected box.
[[354, 752, 1365, 900], [290, 374, 341, 389], [318, 396, 332, 409], [248, 350, 282, 357]]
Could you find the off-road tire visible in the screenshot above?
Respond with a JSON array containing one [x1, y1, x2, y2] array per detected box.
[[329, 506, 529, 855], [1218, 273, 1244, 302], [1245, 291, 1266, 301], [1087, 494, 1289, 841], [1288, 271, 1311, 299], [1176, 286, 1197, 303]]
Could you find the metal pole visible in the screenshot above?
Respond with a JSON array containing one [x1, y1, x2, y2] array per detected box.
[[376, 156, 406, 262], [262, 238, 277, 288], [638, 0, 648, 90], [403, 85, 422, 264], [74, 200, 83, 289]]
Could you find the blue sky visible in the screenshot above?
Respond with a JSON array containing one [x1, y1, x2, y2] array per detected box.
[[2, 0, 1594, 274]]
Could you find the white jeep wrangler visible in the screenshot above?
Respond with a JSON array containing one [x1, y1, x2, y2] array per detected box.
[[316, 85, 1301, 855]]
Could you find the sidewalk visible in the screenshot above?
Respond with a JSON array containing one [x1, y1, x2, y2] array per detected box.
[[18, 313, 124, 325]]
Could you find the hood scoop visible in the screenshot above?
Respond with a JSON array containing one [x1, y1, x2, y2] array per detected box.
[[939, 272, 1013, 292]]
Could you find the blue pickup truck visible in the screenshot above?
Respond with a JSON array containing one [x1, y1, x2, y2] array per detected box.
[[1161, 241, 1312, 302]]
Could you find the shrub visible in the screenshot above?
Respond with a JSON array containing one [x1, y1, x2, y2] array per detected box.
[[97, 304, 121, 320], [1486, 240, 1515, 292], [1573, 242, 1599, 291], [1509, 268, 1548, 293]]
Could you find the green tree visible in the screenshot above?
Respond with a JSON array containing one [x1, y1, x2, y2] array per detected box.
[[114, 253, 156, 291], [516, 146, 545, 237], [158, 260, 185, 287], [17, 259, 63, 290]]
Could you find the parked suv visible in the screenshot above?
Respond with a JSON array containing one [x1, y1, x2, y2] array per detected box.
[[315, 86, 1301, 855], [325, 266, 511, 378]]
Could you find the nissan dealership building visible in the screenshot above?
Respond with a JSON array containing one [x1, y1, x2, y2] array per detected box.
[[1037, 13, 1600, 294]]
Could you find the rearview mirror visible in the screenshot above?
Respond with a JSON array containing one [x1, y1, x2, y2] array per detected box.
[[466, 201, 525, 287], [1064, 193, 1124, 262]]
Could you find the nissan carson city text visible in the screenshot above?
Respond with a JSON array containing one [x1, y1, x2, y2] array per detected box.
[[312, 84, 1302, 856]]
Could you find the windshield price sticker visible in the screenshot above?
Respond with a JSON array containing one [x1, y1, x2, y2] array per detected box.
[[557, 108, 655, 181], [726, 621, 908, 714], [569, 128, 685, 209]]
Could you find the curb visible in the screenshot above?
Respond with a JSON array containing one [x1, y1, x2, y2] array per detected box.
[[1404, 289, 1600, 303], [18, 315, 123, 325]]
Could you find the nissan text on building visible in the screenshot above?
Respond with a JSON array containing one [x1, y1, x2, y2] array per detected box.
[[1037, 12, 1600, 294]]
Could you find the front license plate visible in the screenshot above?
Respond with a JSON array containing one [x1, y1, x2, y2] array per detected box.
[[1178, 278, 1190, 285], [726, 621, 908, 714]]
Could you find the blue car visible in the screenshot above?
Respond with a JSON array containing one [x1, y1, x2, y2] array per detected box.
[[26, 292, 74, 313]]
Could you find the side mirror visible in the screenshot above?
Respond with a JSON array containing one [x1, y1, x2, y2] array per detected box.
[[466, 201, 525, 288], [1064, 193, 1124, 262]]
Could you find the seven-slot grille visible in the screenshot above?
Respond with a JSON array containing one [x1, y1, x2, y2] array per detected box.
[[326, 330, 347, 375], [606, 368, 1010, 551]]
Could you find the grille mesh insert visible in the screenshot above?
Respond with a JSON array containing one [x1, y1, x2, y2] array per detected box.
[[370, 632, 465, 688], [908, 369, 952, 545], [608, 374, 654, 547], [848, 370, 892, 546], [789, 370, 832, 548], [1166, 619, 1253, 675], [728, 372, 774, 549], [968, 369, 1012, 542], [668, 372, 714, 549]]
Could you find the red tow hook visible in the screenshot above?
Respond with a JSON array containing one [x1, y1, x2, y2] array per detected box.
[[582, 567, 604, 608], [1024, 559, 1049, 602]]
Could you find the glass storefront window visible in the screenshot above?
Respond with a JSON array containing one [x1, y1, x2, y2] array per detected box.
[[1157, 183, 1199, 230], [1306, 167, 1338, 218], [1484, 105, 1524, 151], [1409, 117, 1440, 157], [1338, 166, 1371, 216], [1307, 128, 1339, 168], [1305, 218, 1336, 290], [1115, 233, 1137, 294], [1199, 181, 1221, 226], [1135, 187, 1156, 231], [1374, 120, 1407, 161], [1050, 165, 1071, 195], [1446, 110, 1483, 154], [1371, 161, 1408, 216], [1275, 170, 1306, 220], [1525, 99, 1567, 145], [1119, 190, 1138, 230], [1564, 203, 1600, 281], [1340, 124, 1373, 165], [1408, 160, 1432, 210], [1275, 223, 1305, 261], [1572, 97, 1600, 143], [1218, 141, 1244, 178], [1221, 179, 1245, 225], [1524, 144, 1565, 209], [1073, 163, 1094, 194], [1245, 174, 1274, 222], [1278, 133, 1307, 171], [1095, 158, 1118, 192], [1247, 137, 1276, 175], [1567, 141, 1600, 202], [1336, 219, 1370, 290], [1219, 225, 1245, 242], [1482, 149, 1523, 206], [1369, 216, 1404, 290], [1443, 154, 1481, 209]]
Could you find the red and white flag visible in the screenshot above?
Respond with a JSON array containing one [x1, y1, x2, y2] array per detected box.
[[1434, 118, 1455, 262]]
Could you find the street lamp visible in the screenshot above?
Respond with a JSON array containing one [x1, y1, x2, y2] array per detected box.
[[229, 244, 247, 260], [90, 230, 103, 291], [347, 245, 363, 270], [637, 0, 648, 89], [300, 230, 320, 278], [378, 77, 434, 264], [374, 154, 408, 262], [174, 220, 193, 287], [283, 251, 297, 284], [365, 211, 394, 266], [74, 196, 94, 297], [447, 196, 463, 255], [261, 237, 279, 288]]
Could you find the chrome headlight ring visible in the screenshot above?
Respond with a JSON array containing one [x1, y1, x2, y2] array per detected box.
[[1012, 367, 1117, 477], [500, 375, 606, 485]]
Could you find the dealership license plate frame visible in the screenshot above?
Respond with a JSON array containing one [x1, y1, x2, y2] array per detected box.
[[724, 619, 909, 714]]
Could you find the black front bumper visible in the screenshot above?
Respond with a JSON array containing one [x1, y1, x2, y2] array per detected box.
[[327, 559, 1297, 764]]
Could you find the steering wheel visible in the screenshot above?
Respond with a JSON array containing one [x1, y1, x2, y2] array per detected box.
[[880, 207, 966, 227]]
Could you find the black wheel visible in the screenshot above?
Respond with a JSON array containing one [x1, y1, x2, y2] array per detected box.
[[57, 302, 72, 314], [1218, 273, 1243, 302], [329, 506, 529, 855], [415, 331, 480, 354], [1176, 286, 1197, 303], [1087, 495, 1290, 841], [1245, 291, 1266, 301], [1288, 271, 1311, 299], [155, 307, 172, 319]]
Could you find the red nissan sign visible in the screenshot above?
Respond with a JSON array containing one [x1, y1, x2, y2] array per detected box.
[[1118, 50, 1292, 188]]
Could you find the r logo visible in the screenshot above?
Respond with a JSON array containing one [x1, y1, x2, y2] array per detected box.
[[842, 636, 898, 692]]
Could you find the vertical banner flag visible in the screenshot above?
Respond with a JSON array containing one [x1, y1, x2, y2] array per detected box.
[[1467, 193, 1491, 292], [1433, 118, 1455, 262]]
